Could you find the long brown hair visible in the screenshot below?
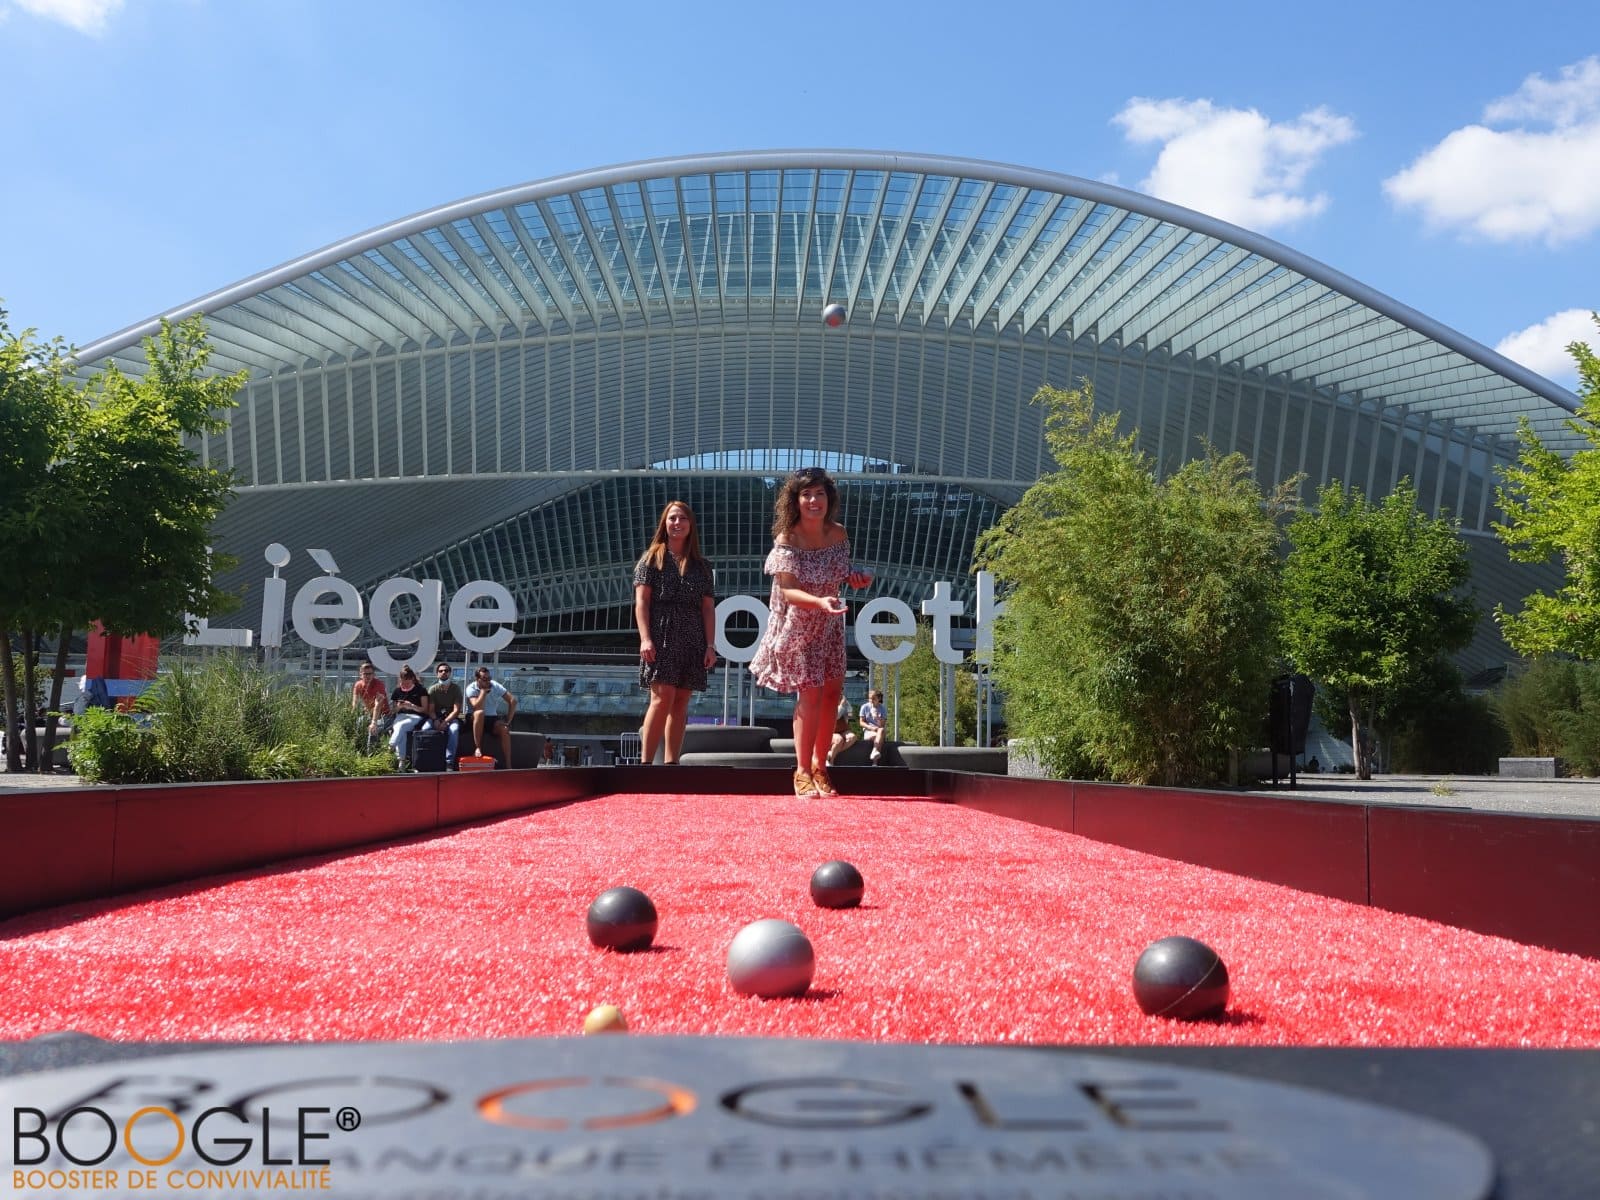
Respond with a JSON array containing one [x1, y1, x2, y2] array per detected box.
[[772, 466, 839, 541], [641, 500, 707, 575]]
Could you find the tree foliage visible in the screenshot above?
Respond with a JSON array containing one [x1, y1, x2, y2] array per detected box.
[[0, 311, 244, 771], [1493, 313, 1600, 659], [974, 383, 1295, 786], [883, 623, 977, 747], [1280, 480, 1477, 778], [1495, 657, 1600, 775], [1315, 656, 1507, 775], [0, 308, 79, 771]]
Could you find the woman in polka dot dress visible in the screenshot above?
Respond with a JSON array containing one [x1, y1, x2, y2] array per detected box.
[[635, 500, 717, 764]]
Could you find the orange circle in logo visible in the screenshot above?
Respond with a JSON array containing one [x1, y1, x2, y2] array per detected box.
[[123, 1107, 186, 1167], [478, 1076, 696, 1131]]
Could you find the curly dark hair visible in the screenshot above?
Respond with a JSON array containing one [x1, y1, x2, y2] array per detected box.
[[772, 467, 839, 541]]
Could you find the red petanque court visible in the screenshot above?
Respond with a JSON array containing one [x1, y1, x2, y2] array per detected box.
[[2, 786, 1597, 1047]]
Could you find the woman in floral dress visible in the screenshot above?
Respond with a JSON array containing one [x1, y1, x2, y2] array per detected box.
[[634, 500, 717, 764], [749, 467, 873, 796]]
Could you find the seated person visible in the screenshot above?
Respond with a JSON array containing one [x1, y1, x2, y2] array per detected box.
[[428, 661, 466, 770], [859, 688, 887, 763], [465, 665, 518, 766], [350, 662, 390, 749], [388, 664, 432, 767], [828, 697, 858, 766]]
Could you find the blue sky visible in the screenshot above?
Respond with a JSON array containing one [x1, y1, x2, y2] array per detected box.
[[2, 0, 1595, 389]]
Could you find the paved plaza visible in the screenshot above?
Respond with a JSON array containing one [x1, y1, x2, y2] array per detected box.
[[5, 759, 1599, 819], [1250, 772, 1600, 819]]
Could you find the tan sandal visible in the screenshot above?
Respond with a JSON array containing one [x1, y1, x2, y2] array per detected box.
[[793, 766, 817, 797], [810, 764, 838, 797]]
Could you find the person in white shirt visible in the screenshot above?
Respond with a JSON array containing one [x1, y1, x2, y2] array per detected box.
[[465, 666, 518, 765], [859, 689, 887, 764]]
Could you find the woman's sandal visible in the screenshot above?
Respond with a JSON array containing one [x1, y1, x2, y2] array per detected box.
[[810, 764, 838, 797], [793, 766, 817, 797]]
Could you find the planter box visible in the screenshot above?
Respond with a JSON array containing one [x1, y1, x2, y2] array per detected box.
[[1499, 757, 1561, 779]]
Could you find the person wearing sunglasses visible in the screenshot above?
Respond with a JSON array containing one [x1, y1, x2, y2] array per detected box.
[[428, 662, 465, 770], [465, 665, 517, 766]]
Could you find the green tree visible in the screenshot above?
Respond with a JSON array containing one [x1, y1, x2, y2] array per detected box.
[[0, 308, 79, 772], [68, 317, 243, 637], [1493, 313, 1600, 659], [0, 313, 244, 772], [1280, 480, 1477, 779], [887, 623, 976, 746], [1316, 655, 1506, 775], [975, 383, 1294, 786]]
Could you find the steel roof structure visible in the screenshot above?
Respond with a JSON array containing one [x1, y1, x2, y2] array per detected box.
[[76, 150, 1575, 665]]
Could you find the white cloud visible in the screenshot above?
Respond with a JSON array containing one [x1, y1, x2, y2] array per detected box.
[[1111, 98, 1357, 231], [1485, 56, 1600, 127], [1495, 309, 1597, 386], [1384, 57, 1600, 244], [7, 0, 124, 34]]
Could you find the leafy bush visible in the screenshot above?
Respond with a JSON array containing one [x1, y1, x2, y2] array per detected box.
[[1559, 667, 1600, 776], [1496, 658, 1600, 775], [68, 706, 161, 783], [73, 655, 393, 784], [887, 624, 978, 747], [143, 656, 271, 781], [976, 384, 1293, 786], [1388, 691, 1509, 775], [1497, 658, 1581, 758]]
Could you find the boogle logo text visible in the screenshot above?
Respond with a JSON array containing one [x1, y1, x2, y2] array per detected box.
[[9, 1076, 349, 1193]]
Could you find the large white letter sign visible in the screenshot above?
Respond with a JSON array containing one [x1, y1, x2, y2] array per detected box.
[[714, 595, 770, 664], [449, 580, 517, 656], [973, 570, 1007, 664], [922, 581, 967, 665], [291, 551, 364, 651], [368, 577, 446, 676], [184, 546, 254, 648], [855, 597, 917, 664]]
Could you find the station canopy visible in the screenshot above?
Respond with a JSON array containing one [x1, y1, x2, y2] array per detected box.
[[76, 150, 1578, 657]]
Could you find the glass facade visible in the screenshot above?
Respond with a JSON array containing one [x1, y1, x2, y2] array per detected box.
[[74, 152, 1578, 673], [396, 473, 1002, 643]]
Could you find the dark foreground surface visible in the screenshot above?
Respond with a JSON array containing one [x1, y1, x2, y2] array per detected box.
[[1, 1035, 1595, 1199]]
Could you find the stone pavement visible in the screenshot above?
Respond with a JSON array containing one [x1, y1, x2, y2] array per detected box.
[[0, 767, 98, 794], [1249, 772, 1600, 820], [6, 761, 1600, 819]]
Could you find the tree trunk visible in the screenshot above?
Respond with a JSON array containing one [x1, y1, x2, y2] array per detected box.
[[1348, 690, 1374, 780], [21, 629, 39, 771], [0, 635, 20, 774], [40, 624, 71, 772]]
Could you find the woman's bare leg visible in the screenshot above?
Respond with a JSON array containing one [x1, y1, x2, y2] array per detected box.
[[812, 679, 844, 772], [663, 686, 693, 762], [641, 682, 673, 764]]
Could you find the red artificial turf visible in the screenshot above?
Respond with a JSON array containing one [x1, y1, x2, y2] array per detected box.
[[1, 792, 1597, 1048]]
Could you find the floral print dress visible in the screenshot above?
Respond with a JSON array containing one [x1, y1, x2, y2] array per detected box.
[[749, 540, 852, 693]]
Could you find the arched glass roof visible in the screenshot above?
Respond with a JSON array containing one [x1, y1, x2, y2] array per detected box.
[[80, 150, 1578, 444], [75, 152, 1573, 672]]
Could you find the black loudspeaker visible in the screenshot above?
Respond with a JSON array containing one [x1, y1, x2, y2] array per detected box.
[[1268, 673, 1315, 756]]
